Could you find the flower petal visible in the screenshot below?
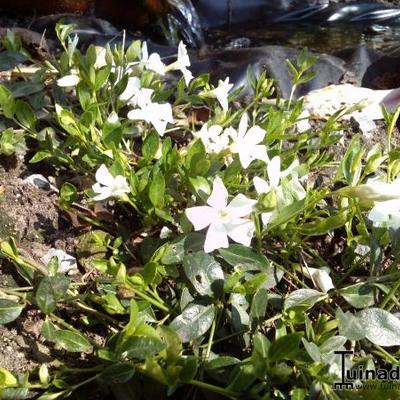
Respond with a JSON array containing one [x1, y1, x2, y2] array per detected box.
[[186, 206, 215, 231], [57, 74, 80, 87], [238, 113, 248, 139], [204, 222, 229, 253], [95, 164, 114, 186], [207, 177, 228, 209], [251, 145, 269, 164], [113, 176, 130, 195], [225, 219, 255, 247], [253, 176, 270, 195], [127, 109, 146, 122], [147, 53, 166, 75], [92, 185, 113, 201], [261, 212, 273, 226], [227, 194, 256, 219], [244, 125, 266, 145], [267, 156, 281, 189], [302, 267, 334, 293], [119, 77, 140, 102]]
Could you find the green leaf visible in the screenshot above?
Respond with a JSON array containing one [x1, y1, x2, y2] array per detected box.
[[297, 208, 353, 236], [291, 388, 307, 400], [250, 288, 268, 328], [0, 300, 24, 324], [336, 308, 365, 341], [100, 363, 135, 383], [266, 198, 306, 231], [185, 140, 209, 177], [284, 289, 323, 311], [142, 131, 160, 160], [219, 244, 270, 270], [160, 233, 204, 265], [60, 183, 78, 210], [359, 308, 400, 347], [95, 66, 111, 90], [0, 51, 27, 71], [319, 336, 347, 354], [253, 332, 271, 358], [119, 336, 165, 360], [149, 174, 165, 208], [340, 135, 364, 185], [9, 81, 43, 98], [178, 356, 198, 382], [0, 84, 15, 118], [15, 100, 36, 130], [170, 303, 215, 343], [53, 330, 92, 353], [41, 320, 58, 341], [339, 283, 375, 309], [219, 244, 283, 288], [35, 276, 70, 314], [268, 333, 303, 361], [183, 251, 224, 297], [0, 368, 17, 387], [227, 363, 257, 392], [301, 338, 321, 362]]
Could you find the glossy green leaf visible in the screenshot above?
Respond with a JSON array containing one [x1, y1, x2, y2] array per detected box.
[[359, 308, 400, 347], [183, 251, 224, 297], [250, 288, 268, 328], [100, 363, 135, 383], [149, 174, 165, 208], [284, 289, 323, 311], [15, 100, 36, 130], [268, 333, 303, 362], [336, 308, 365, 341], [53, 330, 92, 353], [0, 300, 24, 325], [35, 276, 70, 314], [339, 283, 375, 309], [170, 303, 215, 343]]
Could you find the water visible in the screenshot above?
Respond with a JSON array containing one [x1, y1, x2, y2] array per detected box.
[[166, 0, 205, 48], [206, 23, 400, 55], [164, 1, 400, 56]]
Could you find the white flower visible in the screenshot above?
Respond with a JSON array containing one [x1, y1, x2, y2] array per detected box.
[[185, 177, 256, 253], [227, 113, 268, 168], [119, 77, 141, 103], [207, 77, 233, 111], [107, 111, 119, 124], [301, 267, 335, 293], [351, 178, 400, 203], [254, 156, 305, 225], [167, 41, 193, 86], [141, 42, 166, 75], [193, 124, 229, 154], [57, 74, 80, 87], [127, 100, 173, 137], [368, 199, 400, 230], [120, 77, 154, 108], [160, 226, 173, 239], [92, 164, 130, 201]]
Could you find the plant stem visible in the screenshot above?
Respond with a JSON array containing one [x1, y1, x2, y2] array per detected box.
[[380, 277, 400, 309], [189, 379, 237, 399], [205, 316, 217, 361]]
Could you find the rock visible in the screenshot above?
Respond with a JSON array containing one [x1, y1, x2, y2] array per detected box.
[[22, 174, 57, 192], [40, 248, 78, 274]]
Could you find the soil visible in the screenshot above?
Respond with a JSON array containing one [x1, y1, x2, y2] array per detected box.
[[0, 157, 79, 375]]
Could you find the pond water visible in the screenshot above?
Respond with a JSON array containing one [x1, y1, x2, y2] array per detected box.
[[169, 0, 400, 55], [207, 23, 400, 55]]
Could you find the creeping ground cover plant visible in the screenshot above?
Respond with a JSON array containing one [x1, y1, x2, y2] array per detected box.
[[2, 23, 400, 399]]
